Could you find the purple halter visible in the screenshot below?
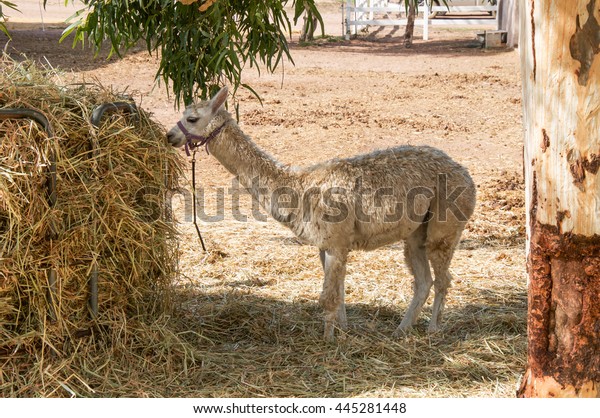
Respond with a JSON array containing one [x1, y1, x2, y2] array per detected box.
[[177, 121, 226, 156]]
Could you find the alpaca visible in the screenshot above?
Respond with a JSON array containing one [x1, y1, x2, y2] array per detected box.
[[167, 87, 476, 340]]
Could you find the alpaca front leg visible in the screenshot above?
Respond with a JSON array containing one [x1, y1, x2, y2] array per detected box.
[[319, 250, 348, 330], [319, 248, 348, 341], [320, 280, 347, 341]]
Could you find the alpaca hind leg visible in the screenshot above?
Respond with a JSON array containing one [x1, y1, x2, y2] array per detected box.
[[319, 248, 348, 341], [427, 230, 462, 333], [393, 223, 433, 337], [426, 173, 474, 332]]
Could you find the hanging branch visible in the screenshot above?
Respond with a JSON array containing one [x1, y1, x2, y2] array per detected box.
[[52, 0, 323, 105]]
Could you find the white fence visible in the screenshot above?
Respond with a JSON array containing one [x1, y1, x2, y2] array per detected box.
[[344, 1, 499, 40]]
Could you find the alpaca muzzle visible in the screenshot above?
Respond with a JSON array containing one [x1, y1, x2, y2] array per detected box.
[[176, 121, 225, 156]]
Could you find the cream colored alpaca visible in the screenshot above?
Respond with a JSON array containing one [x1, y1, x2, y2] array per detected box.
[[167, 87, 476, 340]]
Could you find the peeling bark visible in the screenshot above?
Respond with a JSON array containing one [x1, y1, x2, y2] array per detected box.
[[569, 0, 600, 86], [541, 129, 550, 152], [569, 152, 587, 190], [567, 149, 600, 190], [519, 219, 600, 397], [519, 174, 600, 397], [556, 210, 570, 233], [582, 153, 600, 174]]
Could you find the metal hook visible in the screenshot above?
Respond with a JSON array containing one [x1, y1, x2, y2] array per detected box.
[[87, 100, 139, 319], [0, 108, 58, 321]]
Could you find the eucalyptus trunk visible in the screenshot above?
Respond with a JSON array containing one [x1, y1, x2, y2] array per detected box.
[[300, 6, 318, 42], [518, 0, 600, 398]]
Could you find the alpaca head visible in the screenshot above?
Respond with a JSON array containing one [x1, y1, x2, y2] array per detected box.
[[166, 86, 228, 148]]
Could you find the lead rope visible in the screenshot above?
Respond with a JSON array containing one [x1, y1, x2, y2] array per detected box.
[[191, 150, 207, 252]]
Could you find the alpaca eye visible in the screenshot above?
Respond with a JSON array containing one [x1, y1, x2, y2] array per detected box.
[[187, 117, 199, 123]]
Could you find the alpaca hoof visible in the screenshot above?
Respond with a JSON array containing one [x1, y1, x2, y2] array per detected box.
[[392, 325, 411, 339], [323, 323, 335, 342], [427, 323, 441, 334]]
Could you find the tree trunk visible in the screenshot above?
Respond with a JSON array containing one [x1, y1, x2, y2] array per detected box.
[[498, 0, 520, 47], [518, 0, 600, 398], [403, 2, 416, 48], [300, 7, 318, 42]]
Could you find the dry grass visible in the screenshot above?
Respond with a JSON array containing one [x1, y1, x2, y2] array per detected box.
[[1, 54, 527, 398]]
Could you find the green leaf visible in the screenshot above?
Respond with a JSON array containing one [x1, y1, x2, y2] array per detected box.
[[0, 22, 10, 39], [1, 1, 19, 12]]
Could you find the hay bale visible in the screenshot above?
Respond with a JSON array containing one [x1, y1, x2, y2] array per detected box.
[[0, 55, 184, 395]]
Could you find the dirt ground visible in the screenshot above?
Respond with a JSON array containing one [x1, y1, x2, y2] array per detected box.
[[1, 1, 527, 397]]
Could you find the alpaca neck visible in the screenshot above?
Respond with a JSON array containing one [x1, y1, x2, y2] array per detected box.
[[207, 116, 295, 221]]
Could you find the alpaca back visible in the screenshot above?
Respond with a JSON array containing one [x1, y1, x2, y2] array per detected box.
[[289, 145, 475, 250]]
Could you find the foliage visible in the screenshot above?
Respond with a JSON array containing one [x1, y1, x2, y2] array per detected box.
[[54, 0, 323, 106], [0, 1, 18, 37]]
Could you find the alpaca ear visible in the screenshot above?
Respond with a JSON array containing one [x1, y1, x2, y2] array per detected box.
[[210, 86, 228, 114]]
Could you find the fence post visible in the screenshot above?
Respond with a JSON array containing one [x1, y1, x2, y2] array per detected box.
[[344, 0, 352, 40], [423, 1, 429, 41], [498, 0, 519, 47]]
